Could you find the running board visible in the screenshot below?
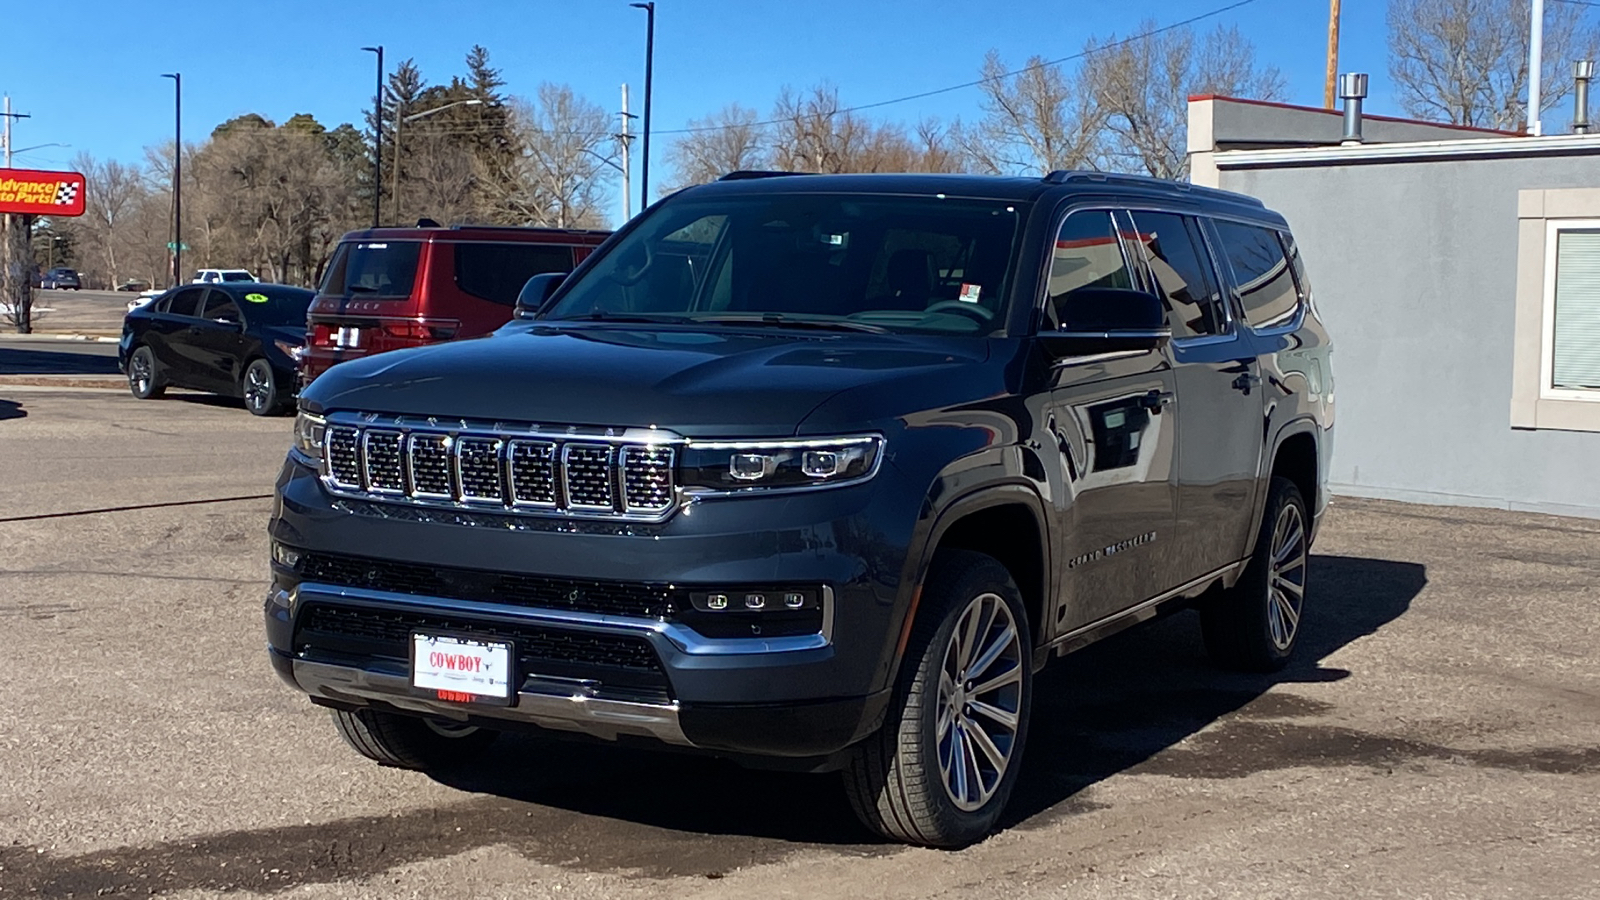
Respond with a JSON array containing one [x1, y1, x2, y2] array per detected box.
[[1043, 561, 1243, 661]]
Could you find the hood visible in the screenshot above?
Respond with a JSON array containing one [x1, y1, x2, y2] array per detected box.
[[301, 323, 990, 437]]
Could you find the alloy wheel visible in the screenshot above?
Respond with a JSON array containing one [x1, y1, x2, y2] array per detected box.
[[129, 352, 152, 395], [244, 364, 271, 413], [936, 591, 1024, 811], [1266, 502, 1308, 651]]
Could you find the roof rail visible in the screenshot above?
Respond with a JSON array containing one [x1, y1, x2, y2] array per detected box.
[[1041, 169, 1265, 206], [717, 170, 812, 181]]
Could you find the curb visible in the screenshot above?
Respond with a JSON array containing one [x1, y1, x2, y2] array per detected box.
[[0, 375, 126, 389]]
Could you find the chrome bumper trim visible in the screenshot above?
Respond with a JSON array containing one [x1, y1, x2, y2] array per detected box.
[[292, 659, 693, 747]]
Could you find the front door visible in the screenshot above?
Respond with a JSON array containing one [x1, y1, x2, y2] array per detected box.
[[1043, 208, 1180, 634], [186, 289, 249, 392], [1126, 210, 1265, 581]]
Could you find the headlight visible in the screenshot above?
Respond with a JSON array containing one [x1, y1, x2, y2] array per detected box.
[[274, 339, 307, 362], [679, 435, 883, 494], [291, 411, 326, 465]]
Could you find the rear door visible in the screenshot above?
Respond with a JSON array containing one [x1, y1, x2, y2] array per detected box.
[[186, 289, 249, 391], [449, 241, 578, 334], [145, 287, 207, 383], [1125, 209, 1266, 582], [1044, 208, 1181, 632]]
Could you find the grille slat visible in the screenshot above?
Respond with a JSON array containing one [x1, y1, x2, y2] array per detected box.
[[320, 418, 677, 520]]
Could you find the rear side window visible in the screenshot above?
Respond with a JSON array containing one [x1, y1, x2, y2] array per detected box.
[[201, 291, 241, 323], [1214, 221, 1300, 329], [1044, 211, 1133, 330], [455, 243, 575, 306], [320, 241, 422, 298], [1126, 211, 1226, 338], [158, 287, 205, 317]]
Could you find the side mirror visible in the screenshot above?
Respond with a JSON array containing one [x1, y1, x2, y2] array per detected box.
[[513, 272, 569, 319], [1043, 288, 1171, 356]]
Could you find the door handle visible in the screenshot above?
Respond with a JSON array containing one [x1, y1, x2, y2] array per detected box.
[[1140, 390, 1176, 412], [1231, 373, 1261, 394]]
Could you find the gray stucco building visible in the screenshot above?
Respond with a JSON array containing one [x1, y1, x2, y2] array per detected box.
[[1189, 96, 1600, 519]]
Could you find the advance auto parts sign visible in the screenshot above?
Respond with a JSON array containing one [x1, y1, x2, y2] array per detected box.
[[0, 168, 87, 217]]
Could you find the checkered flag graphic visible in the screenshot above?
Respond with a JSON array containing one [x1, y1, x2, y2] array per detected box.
[[53, 182, 79, 206]]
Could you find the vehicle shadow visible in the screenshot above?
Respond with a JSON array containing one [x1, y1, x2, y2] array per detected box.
[[435, 554, 1427, 844], [0, 346, 121, 375], [0, 398, 25, 420]]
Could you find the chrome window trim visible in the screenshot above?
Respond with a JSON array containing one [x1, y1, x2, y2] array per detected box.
[[1035, 204, 1138, 331], [1125, 204, 1240, 340]]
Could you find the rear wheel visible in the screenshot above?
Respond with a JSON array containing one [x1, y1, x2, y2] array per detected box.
[[844, 550, 1032, 848], [242, 358, 284, 416], [329, 708, 498, 770], [1201, 476, 1310, 672], [126, 345, 166, 399]]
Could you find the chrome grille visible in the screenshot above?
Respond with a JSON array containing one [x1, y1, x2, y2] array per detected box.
[[362, 431, 405, 493], [408, 434, 453, 498], [563, 444, 615, 510], [508, 441, 556, 507], [456, 437, 503, 502], [622, 445, 675, 512], [319, 415, 678, 521]]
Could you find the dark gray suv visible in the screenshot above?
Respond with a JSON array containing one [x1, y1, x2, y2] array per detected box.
[[266, 170, 1333, 847]]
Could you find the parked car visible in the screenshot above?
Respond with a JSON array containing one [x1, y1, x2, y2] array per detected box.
[[193, 268, 257, 284], [127, 288, 165, 313], [120, 282, 315, 415], [116, 279, 153, 292], [267, 171, 1333, 847], [300, 225, 610, 384], [40, 267, 81, 290]]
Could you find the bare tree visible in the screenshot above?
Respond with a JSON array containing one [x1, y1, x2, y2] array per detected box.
[[1086, 23, 1287, 179], [963, 51, 1105, 175], [483, 85, 613, 228], [665, 103, 767, 188], [1389, 0, 1600, 130]]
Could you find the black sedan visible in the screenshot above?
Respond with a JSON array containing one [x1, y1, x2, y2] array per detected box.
[[119, 282, 313, 416]]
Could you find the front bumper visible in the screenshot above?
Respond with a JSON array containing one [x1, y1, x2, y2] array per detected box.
[[266, 455, 917, 759]]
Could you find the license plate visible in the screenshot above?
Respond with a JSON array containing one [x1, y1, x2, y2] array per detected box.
[[410, 633, 512, 700]]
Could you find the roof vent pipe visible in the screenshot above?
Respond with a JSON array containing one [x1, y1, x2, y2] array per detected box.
[[1339, 72, 1369, 145], [1575, 60, 1594, 134]]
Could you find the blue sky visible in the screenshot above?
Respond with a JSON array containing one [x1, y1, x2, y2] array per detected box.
[[4, 0, 1396, 183]]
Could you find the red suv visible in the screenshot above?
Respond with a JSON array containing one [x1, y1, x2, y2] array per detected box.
[[302, 226, 610, 383]]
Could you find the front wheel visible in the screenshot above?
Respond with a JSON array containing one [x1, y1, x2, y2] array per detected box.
[[844, 550, 1033, 847], [1201, 476, 1310, 672], [329, 708, 498, 770], [242, 358, 284, 416]]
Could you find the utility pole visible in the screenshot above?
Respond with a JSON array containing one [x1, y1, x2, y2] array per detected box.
[[362, 46, 385, 227], [162, 74, 182, 286], [1529, 0, 1546, 135], [619, 84, 636, 223], [1323, 0, 1342, 109], [1, 95, 35, 332], [630, 2, 655, 209]]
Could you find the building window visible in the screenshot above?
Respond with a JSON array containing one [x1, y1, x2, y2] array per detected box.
[[1511, 191, 1600, 433], [1547, 225, 1600, 395]]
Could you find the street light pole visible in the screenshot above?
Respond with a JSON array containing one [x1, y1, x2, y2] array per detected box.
[[630, 2, 654, 211], [362, 46, 384, 227], [161, 73, 182, 287]]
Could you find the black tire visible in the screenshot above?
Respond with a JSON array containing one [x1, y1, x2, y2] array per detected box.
[[329, 707, 498, 770], [242, 358, 285, 416], [126, 345, 166, 399], [1201, 476, 1311, 672], [844, 550, 1033, 848]]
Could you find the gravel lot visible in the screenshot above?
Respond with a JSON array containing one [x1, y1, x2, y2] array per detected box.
[[1, 388, 1597, 899]]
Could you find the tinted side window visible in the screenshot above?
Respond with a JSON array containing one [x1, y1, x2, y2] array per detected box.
[[1044, 211, 1133, 329], [455, 243, 575, 307], [201, 291, 241, 322], [1215, 220, 1299, 328], [1126, 211, 1225, 338], [158, 287, 205, 317]]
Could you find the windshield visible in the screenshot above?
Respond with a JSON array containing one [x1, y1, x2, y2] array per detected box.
[[544, 192, 1024, 334], [241, 286, 315, 326], [221, 271, 254, 282], [319, 241, 422, 298]]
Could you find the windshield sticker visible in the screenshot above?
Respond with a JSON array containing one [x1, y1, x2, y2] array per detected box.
[[244, 292, 269, 303], [959, 283, 982, 303]]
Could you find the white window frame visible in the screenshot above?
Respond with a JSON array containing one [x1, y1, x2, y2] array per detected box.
[[1540, 219, 1600, 403]]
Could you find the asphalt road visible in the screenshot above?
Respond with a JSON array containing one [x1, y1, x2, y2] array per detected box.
[[7, 288, 133, 336], [0, 336, 121, 375], [1, 388, 1597, 898]]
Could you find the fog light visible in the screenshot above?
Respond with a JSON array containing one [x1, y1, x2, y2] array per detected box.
[[784, 592, 806, 608], [744, 593, 767, 609], [801, 450, 840, 478], [729, 453, 771, 481], [706, 593, 729, 610]]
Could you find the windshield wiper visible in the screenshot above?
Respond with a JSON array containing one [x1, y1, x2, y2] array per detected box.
[[690, 313, 889, 334], [548, 310, 694, 325]]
